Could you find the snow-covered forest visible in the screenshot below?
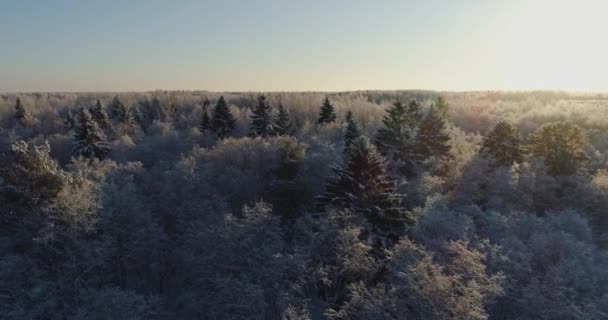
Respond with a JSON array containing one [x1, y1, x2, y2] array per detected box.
[[1, 90, 608, 319]]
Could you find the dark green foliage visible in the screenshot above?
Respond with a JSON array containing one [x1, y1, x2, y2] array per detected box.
[[317, 136, 409, 237], [211, 96, 236, 138], [375, 100, 422, 175], [414, 105, 451, 163], [0, 141, 68, 209], [108, 96, 125, 121], [343, 110, 361, 156], [14, 97, 30, 123], [64, 110, 76, 131], [199, 97, 212, 133], [132, 106, 147, 133], [482, 121, 525, 167], [528, 121, 588, 176], [273, 103, 293, 136], [249, 95, 274, 137], [316, 96, 337, 125], [117, 103, 135, 133], [90, 99, 111, 129], [73, 108, 110, 159]]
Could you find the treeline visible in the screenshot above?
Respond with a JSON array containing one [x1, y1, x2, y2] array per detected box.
[[0, 92, 607, 319]]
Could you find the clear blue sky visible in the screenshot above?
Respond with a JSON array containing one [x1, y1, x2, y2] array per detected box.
[[2, 0, 607, 92]]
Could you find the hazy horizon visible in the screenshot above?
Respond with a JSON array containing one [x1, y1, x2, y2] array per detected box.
[[3, 0, 608, 92]]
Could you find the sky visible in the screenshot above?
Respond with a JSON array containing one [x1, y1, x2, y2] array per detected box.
[[1, 0, 608, 92]]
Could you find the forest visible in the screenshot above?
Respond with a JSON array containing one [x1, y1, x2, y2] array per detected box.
[[1, 90, 608, 319]]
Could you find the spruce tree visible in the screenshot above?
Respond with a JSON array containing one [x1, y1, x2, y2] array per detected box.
[[481, 120, 525, 167], [375, 100, 422, 176], [14, 98, 30, 123], [64, 110, 76, 131], [316, 97, 337, 125], [108, 96, 125, 122], [132, 106, 147, 133], [73, 108, 110, 160], [117, 103, 135, 130], [211, 96, 236, 138], [199, 98, 212, 133], [317, 136, 409, 237], [375, 100, 421, 155], [90, 99, 110, 129], [273, 103, 293, 136], [343, 110, 361, 156], [413, 105, 451, 163], [249, 95, 274, 137]]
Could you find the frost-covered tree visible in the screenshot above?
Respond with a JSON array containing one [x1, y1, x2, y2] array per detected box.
[[481, 121, 525, 167], [375, 100, 422, 176], [528, 121, 588, 176], [316, 97, 337, 125], [73, 108, 111, 160], [343, 110, 361, 156], [249, 95, 274, 137], [90, 99, 111, 129], [116, 102, 135, 133], [0, 140, 70, 209], [64, 110, 76, 131], [108, 96, 125, 121], [199, 97, 212, 133], [211, 96, 236, 138], [414, 105, 451, 163], [273, 103, 293, 136], [14, 97, 30, 123], [317, 136, 409, 239]]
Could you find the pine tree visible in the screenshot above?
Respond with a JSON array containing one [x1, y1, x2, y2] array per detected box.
[[528, 121, 588, 176], [14, 97, 30, 123], [199, 98, 212, 133], [273, 103, 293, 136], [117, 103, 135, 130], [316, 96, 337, 125], [211, 96, 236, 138], [108, 96, 125, 122], [132, 106, 147, 133], [90, 99, 110, 129], [249, 95, 274, 137], [375, 100, 422, 176], [64, 110, 76, 131], [414, 105, 451, 163], [481, 121, 525, 167], [375, 100, 421, 155], [317, 136, 409, 237], [343, 110, 361, 156], [73, 108, 110, 160]]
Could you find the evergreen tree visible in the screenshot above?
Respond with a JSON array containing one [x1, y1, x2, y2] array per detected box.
[[481, 121, 525, 167], [528, 121, 588, 176], [249, 95, 274, 137], [117, 103, 135, 130], [14, 97, 30, 122], [434, 95, 449, 118], [414, 105, 451, 163], [108, 96, 125, 121], [375, 100, 422, 176], [316, 97, 337, 125], [375, 100, 421, 155], [199, 97, 212, 133], [273, 103, 293, 136], [90, 99, 110, 129], [211, 96, 236, 138], [73, 108, 110, 159], [343, 110, 361, 156], [132, 106, 147, 133], [64, 110, 76, 131], [317, 136, 409, 238]]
